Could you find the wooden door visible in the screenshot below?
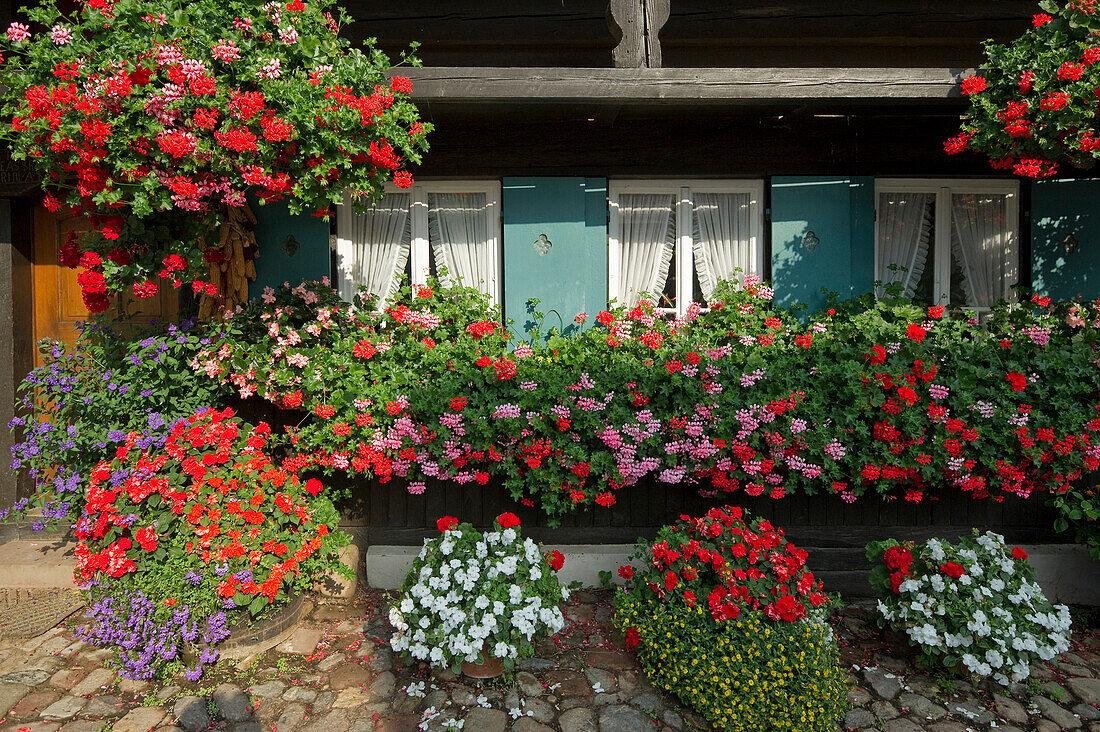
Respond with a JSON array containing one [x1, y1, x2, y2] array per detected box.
[[32, 206, 177, 365]]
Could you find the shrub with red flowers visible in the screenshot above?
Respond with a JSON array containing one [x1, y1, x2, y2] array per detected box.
[[948, 0, 1100, 176], [0, 0, 428, 310], [612, 506, 848, 732], [74, 407, 347, 680], [197, 276, 1100, 558], [868, 531, 1071, 685]]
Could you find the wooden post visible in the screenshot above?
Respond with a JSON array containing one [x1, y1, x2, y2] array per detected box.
[[608, 0, 645, 68], [608, 0, 670, 68]]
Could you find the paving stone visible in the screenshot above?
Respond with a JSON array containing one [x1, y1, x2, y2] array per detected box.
[[318, 652, 346, 672], [511, 718, 554, 732], [659, 708, 683, 730], [10, 690, 62, 717], [517, 671, 544, 697], [1075, 704, 1100, 721], [843, 708, 875, 730], [117, 678, 149, 695], [518, 658, 554, 673], [5, 723, 60, 732], [76, 694, 126, 718], [927, 723, 969, 732], [863, 667, 902, 701], [0, 678, 31, 713], [450, 685, 476, 707], [1069, 678, 1100, 704], [848, 688, 872, 706], [298, 708, 352, 732], [231, 722, 264, 732], [332, 687, 373, 709], [1038, 720, 1066, 732], [57, 722, 102, 732], [248, 680, 286, 698], [883, 719, 924, 732], [581, 650, 635, 671], [629, 692, 664, 713], [282, 628, 323, 655], [1047, 682, 1076, 704], [368, 670, 395, 699], [559, 707, 597, 732], [39, 696, 86, 720], [871, 700, 899, 720], [282, 685, 318, 703], [112, 707, 167, 732], [29, 657, 65, 674], [1035, 695, 1084, 729], [172, 695, 212, 731], [328, 662, 370, 690], [598, 703, 657, 732], [374, 715, 422, 732], [899, 692, 946, 720], [273, 701, 307, 730], [156, 684, 181, 701], [70, 668, 115, 697], [544, 669, 590, 696], [905, 676, 940, 697], [213, 683, 252, 722], [522, 696, 556, 724], [995, 694, 1030, 725], [949, 700, 995, 725], [0, 669, 52, 686]]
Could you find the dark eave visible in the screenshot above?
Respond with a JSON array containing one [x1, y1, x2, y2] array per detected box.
[[405, 67, 976, 106]]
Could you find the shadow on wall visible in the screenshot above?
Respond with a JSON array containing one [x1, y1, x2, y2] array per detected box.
[[1032, 179, 1100, 301]]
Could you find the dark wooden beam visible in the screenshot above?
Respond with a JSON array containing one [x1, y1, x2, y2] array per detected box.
[[406, 66, 974, 104]]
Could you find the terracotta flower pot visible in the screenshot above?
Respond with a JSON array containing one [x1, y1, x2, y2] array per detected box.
[[461, 643, 505, 679]]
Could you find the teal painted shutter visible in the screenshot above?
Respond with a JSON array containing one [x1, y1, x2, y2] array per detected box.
[[249, 200, 331, 297], [1032, 179, 1100, 300], [770, 176, 874, 313], [502, 177, 608, 336]]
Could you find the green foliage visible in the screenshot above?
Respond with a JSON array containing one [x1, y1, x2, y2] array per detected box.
[[951, 0, 1100, 176]]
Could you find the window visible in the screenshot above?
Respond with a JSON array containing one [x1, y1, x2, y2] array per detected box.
[[608, 180, 764, 315], [335, 181, 501, 305], [874, 179, 1019, 310]]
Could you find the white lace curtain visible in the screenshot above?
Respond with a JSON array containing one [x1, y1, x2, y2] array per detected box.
[[616, 193, 676, 306], [692, 192, 753, 300], [951, 193, 1010, 308], [335, 192, 411, 302], [876, 192, 934, 297], [428, 192, 489, 292]]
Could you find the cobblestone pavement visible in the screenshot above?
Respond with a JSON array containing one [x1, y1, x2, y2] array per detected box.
[[0, 589, 1094, 731]]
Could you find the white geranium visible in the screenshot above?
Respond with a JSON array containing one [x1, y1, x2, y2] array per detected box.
[[388, 516, 568, 671], [871, 530, 1070, 686]]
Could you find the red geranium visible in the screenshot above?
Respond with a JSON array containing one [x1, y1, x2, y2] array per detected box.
[[436, 516, 459, 533], [545, 550, 565, 571], [496, 512, 521, 529], [940, 562, 966, 579], [1012, 547, 1028, 561]]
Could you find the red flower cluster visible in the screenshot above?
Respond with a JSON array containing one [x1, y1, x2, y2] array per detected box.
[[74, 409, 334, 604], [626, 506, 829, 626]]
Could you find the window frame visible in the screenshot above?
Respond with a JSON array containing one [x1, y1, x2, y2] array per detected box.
[[873, 178, 1020, 309], [608, 179, 765, 316], [337, 180, 502, 306]]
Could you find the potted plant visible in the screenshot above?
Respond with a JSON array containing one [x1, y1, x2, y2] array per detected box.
[[388, 512, 568, 678]]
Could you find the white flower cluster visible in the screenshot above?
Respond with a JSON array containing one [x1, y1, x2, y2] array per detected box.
[[390, 526, 568, 670], [875, 531, 1071, 686]]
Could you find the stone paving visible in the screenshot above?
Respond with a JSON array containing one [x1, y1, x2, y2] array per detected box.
[[0, 588, 1093, 731]]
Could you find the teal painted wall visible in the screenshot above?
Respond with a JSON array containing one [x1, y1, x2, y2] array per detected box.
[[771, 176, 874, 314], [502, 177, 608, 338], [1032, 179, 1100, 300], [249, 200, 331, 297]]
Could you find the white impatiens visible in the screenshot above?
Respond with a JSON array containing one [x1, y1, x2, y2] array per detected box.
[[870, 531, 1071, 687], [389, 515, 567, 671]]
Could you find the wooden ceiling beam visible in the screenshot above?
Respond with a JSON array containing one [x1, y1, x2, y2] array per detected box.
[[405, 67, 974, 105]]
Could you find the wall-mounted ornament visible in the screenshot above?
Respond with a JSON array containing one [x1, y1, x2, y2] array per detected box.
[[801, 230, 820, 253], [282, 234, 300, 257], [533, 233, 553, 256], [1063, 232, 1080, 255]]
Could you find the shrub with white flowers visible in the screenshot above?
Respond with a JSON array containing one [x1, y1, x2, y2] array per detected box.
[[389, 512, 568, 672], [867, 531, 1071, 686]]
